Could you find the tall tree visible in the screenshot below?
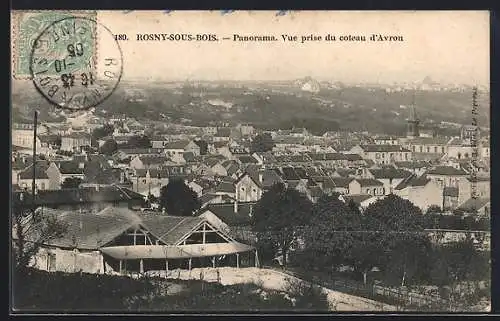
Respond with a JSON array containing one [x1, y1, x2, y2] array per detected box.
[[91, 123, 114, 141], [61, 177, 83, 189], [363, 194, 430, 286], [194, 140, 208, 155], [99, 139, 118, 156], [252, 183, 312, 268], [250, 133, 275, 153], [12, 194, 67, 272], [159, 178, 201, 216]]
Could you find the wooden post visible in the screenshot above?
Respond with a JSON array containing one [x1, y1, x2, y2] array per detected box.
[[236, 253, 240, 268], [212, 257, 216, 268], [188, 258, 192, 271], [254, 250, 259, 267], [202, 223, 206, 244], [140, 259, 144, 273], [119, 260, 123, 274], [165, 259, 169, 276]]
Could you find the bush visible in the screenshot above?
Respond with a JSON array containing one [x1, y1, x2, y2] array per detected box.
[[13, 268, 331, 312]]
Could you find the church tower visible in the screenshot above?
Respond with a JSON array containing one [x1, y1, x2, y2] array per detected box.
[[406, 95, 420, 139]]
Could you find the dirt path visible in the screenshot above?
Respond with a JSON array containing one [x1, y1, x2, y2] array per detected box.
[[165, 267, 397, 311]]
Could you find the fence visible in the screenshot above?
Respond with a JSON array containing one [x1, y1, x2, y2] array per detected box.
[[275, 267, 450, 311]]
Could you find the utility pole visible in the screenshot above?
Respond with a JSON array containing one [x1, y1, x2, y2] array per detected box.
[[32, 110, 39, 216]]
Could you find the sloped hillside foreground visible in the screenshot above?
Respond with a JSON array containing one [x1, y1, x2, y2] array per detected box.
[[12, 267, 395, 312]]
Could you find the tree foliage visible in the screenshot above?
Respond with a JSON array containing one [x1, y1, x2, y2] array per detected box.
[[61, 177, 83, 189], [159, 178, 201, 216], [252, 183, 312, 268], [363, 194, 424, 231], [195, 140, 208, 155], [91, 123, 114, 141], [12, 197, 68, 272], [99, 139, 118, 156], [250, 133, 275, 153]]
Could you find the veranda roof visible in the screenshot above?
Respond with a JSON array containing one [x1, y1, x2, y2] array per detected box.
[[100, 242, 255, 260]]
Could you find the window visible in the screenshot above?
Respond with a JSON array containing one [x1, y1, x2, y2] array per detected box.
[[373, 188, 377, 195], [252, 189, 257, 193], [465, 153, 469, 158], [426, 146, 430, 153], [366, 189, 370, 194], [382, 188, 385, 194], [434, 146, 438, 153], [419, 146, 423, 153], [412, 146, 416, 152], [442, 147, 445, 153], [405, 153, 409, 160], [40, 182, 45, 190], [375, 153, 380, 159], [47, 253, 56, 272], [241, 187, 245, 191], [382, 153, 385, 158], [458, 153, 461, 159], [142, 179, 146, 184]]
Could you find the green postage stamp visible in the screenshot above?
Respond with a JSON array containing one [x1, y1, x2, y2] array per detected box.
[[12, 10, 98, 79]]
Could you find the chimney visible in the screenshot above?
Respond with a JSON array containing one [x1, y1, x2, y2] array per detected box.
[[234, 199, 238, 213], [79, 162, 85, 169]]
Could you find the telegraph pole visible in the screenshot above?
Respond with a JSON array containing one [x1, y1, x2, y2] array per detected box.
[[32, 110, 39, 215]]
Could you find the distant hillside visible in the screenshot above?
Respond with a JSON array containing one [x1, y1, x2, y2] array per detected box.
[[11, 80, 490, 135]]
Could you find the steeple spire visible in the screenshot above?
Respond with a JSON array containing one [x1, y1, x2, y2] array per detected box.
[[406, 93, 420, 138]]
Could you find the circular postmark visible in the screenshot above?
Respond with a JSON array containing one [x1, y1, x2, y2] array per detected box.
[[29, 16, 123, 111]]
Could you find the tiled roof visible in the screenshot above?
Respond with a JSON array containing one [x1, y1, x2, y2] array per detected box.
[[355, 178, 384, 187], [369, 168, 413, 180], [394, 174, 431, 190], [344, 153, 364, 161], [237, 155, 258, 164], [359, 145, 410, 152], [334, 168, 357, 177], [137, 155, 170, 165], [21, 186, 145, 206], [279, 167, 308, 181], [139, 214, 203, 245], [118, 148, 161, 155], [407, 137, 450, 145], [17, 162, 50, 180], [458, 197, 490, 212], [22, 207, 142, 250], [20, 207, 211, 250], [426, 166, 468, 176], [342, 194, 374, 205], [215, 181, 236, 194], [164, 140, 191, 149], [203, 202, 257, 226], [394, 161, 431, 169], [55, 161, 85, 174], [330, 177, 354, 188]]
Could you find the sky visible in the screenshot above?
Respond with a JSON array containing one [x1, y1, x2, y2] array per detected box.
[[49, 11, 495, 85]]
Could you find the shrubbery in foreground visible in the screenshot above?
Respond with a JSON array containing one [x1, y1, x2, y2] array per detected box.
[[13, 268, 330, 312]]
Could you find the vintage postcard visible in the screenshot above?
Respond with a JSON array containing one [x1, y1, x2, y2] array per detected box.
[[10, 10, 490, 313]]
